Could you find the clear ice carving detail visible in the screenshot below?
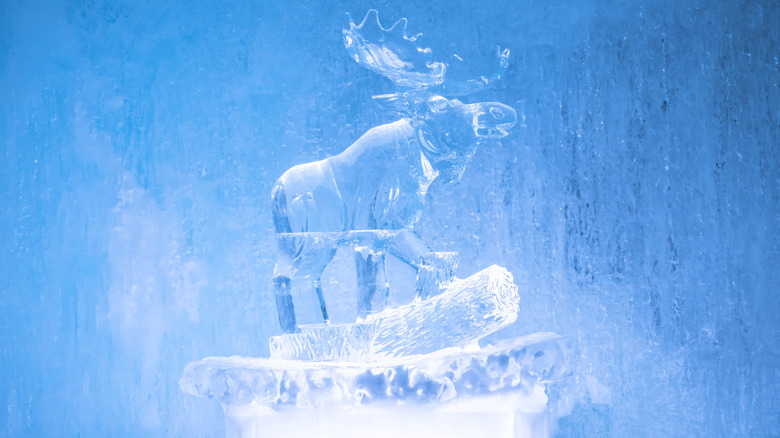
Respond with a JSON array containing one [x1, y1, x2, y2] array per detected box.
[[272, 9, 518, 333]]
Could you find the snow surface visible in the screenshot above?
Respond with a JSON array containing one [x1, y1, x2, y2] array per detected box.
[[1, 0, 778, 436]]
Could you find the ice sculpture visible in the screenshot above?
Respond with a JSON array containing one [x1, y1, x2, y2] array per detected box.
[[273, 9, 517, 333], [181, 10, 570, 438]]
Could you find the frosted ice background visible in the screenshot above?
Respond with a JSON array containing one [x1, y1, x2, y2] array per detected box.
[[0, 0, 778, 436]]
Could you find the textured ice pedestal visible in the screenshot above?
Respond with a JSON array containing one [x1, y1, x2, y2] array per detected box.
[[180, 333, 572, 438]]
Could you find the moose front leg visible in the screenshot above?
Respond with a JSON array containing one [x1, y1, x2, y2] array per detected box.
[[387, 229, 430, 267], [414, 252, 459, 299], [354, 248, 389, 316], [273, 275, 297, 333], [388, 229, 459, 299], [273, 273, 330, 333]]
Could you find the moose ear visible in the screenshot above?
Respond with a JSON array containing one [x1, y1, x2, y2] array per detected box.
[[371, 93, 412, 115]]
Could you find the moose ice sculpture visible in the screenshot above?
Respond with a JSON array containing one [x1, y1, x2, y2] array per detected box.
[[272, 10, 517, 333], [181, 12, 572, 437]]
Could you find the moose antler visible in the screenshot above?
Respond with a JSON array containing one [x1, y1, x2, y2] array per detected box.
[[434, 47, 510, 96], [344, 10, 510, 98], [343, 10, 445, 89]]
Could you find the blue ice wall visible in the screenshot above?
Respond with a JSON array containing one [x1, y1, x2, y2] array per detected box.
[[1, 0, 778, 436]]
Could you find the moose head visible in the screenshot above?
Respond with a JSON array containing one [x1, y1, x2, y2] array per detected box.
[[345, 9, 518, 183], [415, 94, 516, 182]]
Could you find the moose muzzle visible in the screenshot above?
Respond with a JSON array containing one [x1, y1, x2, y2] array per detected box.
[[472, 102, 517, 139]]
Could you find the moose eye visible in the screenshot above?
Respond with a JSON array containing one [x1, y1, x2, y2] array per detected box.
[[489, 107, 505, 120], [429, 97, 450, 112]]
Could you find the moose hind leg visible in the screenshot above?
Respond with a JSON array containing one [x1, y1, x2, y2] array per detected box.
[[286, 246, 336, 326], [273, 275, 297, 333], [314, 278, 328, 321], [301, 246, 336, 323]]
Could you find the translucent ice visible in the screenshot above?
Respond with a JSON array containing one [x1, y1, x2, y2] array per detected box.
[[180, 333, 571, 409], [270, 265, 520, 361]]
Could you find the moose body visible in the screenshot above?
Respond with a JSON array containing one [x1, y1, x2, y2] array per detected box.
[[273, 119, 434, 235], [272, 96, 516, 332]]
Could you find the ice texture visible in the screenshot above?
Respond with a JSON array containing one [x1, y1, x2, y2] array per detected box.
[[270, 265, 519, 361], [3, 1, 779, 436], [181, 333, 571, 409], [270, 322, 375, 362]]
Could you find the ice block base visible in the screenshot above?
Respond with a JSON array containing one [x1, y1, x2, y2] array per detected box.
[[224, 389, 550, 438], [181, 333, 571, 438]]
